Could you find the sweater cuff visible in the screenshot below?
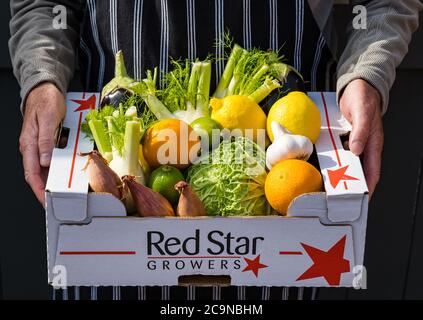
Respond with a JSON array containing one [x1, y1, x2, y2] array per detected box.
[[336, 71, 389, 116], [19, 72, 68, 114]]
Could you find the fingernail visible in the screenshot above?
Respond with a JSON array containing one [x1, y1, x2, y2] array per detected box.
[[40, 153, 51, 167], [351, 140, 364, 155]]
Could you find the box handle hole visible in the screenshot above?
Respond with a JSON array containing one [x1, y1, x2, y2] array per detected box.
[[56, 124, 70, 149], [178, 275, 231, 287]]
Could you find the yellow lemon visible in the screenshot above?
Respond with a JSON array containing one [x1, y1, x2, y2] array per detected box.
[[265, 159, 323, 215], [210, 95, 267, 141], [267, 91, 321, 143]]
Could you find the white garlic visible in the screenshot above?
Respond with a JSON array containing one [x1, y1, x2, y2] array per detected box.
[[266, 121, 314, 170]]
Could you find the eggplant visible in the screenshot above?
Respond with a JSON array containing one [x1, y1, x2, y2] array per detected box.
[[260, 88, 282, 115], [283, 71, 306, 94], [100, 88, 131, 109], [260, 66, 306, 114], [100, 51, 140, 109]]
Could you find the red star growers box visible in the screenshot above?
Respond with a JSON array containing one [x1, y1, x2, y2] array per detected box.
[[44, 92, 368, 288]]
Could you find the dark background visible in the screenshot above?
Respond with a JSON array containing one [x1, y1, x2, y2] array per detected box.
[[1, 2, 422, 300]]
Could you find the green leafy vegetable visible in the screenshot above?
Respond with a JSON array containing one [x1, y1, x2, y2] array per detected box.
[[134, 59, 212, 124], [81, 94, 156, 188], [213, 37, 300, 103], [187, 137, 267, 216], [82, 95, 156, 157]]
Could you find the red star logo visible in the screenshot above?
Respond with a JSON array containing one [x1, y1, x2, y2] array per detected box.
[[71, 94, 97, 112], [242, 255, 268, 277], [327, 165, 359, 189], [296, 235, 350, 286]]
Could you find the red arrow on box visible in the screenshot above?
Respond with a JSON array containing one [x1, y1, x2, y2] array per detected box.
[[327, 165, 359, 189], [71, 94, 97, 112]]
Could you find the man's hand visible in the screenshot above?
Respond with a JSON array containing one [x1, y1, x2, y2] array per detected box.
[[339, 79, 384, 198], [19, 83, 66, 206]]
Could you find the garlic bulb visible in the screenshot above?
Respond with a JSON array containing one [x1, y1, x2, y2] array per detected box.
[[266, 121, 313, 170]]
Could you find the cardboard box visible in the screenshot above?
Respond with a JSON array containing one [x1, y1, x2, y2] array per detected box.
[[45, 92, 368, 288]]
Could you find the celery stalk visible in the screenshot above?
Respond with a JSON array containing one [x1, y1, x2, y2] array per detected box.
[[248, 79, 281, 104], [141, 67, 176, 120], [214, 44, 245, 98], [106, 116, 121, 155], [195, 62, 212, 117], [187, 62, 202, 111], [88, 119, 112, 161], [125, 106, 138, 118], [109, 120, 145, 186], [123, 121, 142, 179], [271, 63, 302, 83], [145, 95, 175, 120], [227, 50, 248, 96], [242, 65, 270, 96]]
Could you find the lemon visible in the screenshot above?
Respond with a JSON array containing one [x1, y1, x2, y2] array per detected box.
[[210, 95, 267, 141], [267, 91, 321, 143]]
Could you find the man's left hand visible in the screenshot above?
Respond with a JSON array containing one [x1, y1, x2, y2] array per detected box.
[[339, 79, 384, 198]]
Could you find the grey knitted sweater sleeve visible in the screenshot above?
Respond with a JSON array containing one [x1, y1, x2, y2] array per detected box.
[[337, 0, 422, 114], [8, 0, 85, 110]]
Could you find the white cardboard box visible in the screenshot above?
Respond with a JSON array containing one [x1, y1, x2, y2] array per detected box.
[[45, 92, 368, 288]]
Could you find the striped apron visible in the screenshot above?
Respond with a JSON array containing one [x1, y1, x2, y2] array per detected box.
[[74, 0, 334, 300], [79, 0, 335, 93]]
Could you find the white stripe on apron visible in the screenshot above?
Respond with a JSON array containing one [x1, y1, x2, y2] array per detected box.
[[214, 0, 224, 85], [294, 0, 304, 73], [79, 39, 92, 90], [269, 0, 278, 51], [311, 33, 325, 91], [325, 57, 335, 91], [133, 0, 144, 79], [159, 0, 170, 85], [186, 0, 197, 60], [243, 0, 252, 49], [87, 0, 106, 91], [109, 0, 118, 55]]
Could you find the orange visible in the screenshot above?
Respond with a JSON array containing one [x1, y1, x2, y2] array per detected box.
[[142, 119, 200, 169], [265, 159, 323, 215]]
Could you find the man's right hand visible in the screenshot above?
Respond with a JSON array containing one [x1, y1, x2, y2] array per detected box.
[[19, 83, 66, 206]]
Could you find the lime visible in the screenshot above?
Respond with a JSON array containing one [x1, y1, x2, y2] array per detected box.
[[190, 117, 222, 148], [148, 165, 185, 204]]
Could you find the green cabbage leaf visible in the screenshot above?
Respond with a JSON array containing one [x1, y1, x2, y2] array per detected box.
[[187, 137, 267, 216]]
